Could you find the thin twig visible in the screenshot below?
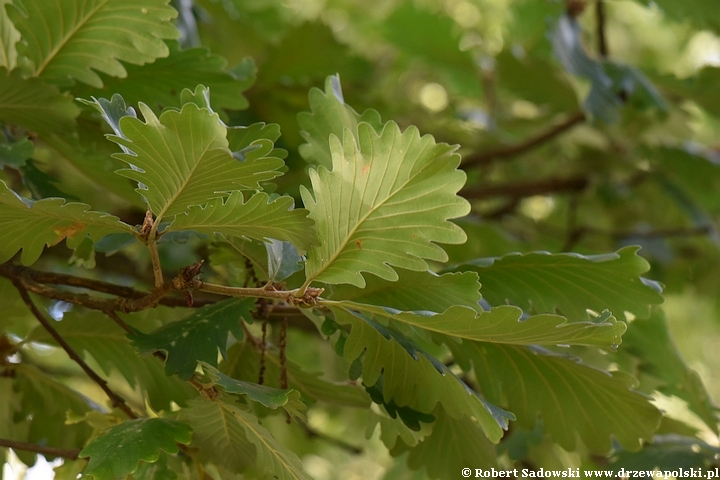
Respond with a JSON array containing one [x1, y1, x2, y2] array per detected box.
[[193, 280, 324, 306], [596, 0, 609, 58], [0, 438, 80, 460], [0, 262, 319, 331], [462, 111, 586, 168], [105, 310, 132, 333], [461, 175, 589, 200], [300, 423, 363, 454], [13, 284, 139, 419]]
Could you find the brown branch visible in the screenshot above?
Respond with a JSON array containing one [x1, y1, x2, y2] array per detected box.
[[462, 111, 586, 169], [13, 284, 140, 419], [300, 423, 363, 454], [0, 262, 319, 331], [0, 438, 80, 460], [461, 175, 589, 200], [596, 0, 608, 58]]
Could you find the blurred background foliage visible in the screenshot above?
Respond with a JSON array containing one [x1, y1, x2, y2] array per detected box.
[[3, 0, 720, 477]]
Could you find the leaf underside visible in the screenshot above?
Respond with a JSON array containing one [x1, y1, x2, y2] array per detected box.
[[0, 180, 133, 265], [457, 342, 661, 453], [331, 307, 512, 443], [8, 0, 178, 87], [302, 122, 469, 287]]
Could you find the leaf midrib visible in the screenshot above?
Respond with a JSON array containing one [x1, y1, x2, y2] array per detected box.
[[35, 0, 109, 77], [305, 130, 432, 285], [154, 113, 221, 224]]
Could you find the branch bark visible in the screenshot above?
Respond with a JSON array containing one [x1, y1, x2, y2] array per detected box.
[[596, 0, 609, 58], [461, 175, 589, 200], [0, 438, 80, 460], [462, 112, 586, 169], [13, 284, 140, 419]]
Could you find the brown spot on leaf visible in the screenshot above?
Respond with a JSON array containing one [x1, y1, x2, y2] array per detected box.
[[53, 222, 86, 243], [356, 239, 362, 249]]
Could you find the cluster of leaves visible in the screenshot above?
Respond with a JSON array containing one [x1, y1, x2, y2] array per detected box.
[[1, 0, 719, 479]]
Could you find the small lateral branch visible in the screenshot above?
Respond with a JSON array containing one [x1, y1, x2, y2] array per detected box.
[[462, 112, 586, 168], [0, 438, 80, 460], [461, 175, 589, 200], [12, 284, 140, 419]]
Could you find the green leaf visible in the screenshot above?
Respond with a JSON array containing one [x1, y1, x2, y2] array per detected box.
[[297, 75, 382, 168], [77, 41, 253, 112], [0, 136, 34, 167], [638, 0, 720, 35], [455, 342, 661, 452], [80, 418, 192, 480], [29, 312, 195, 411], [382, 3, 482, 97], [129, 298, 253, 380], [331, 308, 512, 443], [198, 362, 306, 416], [108, 99, 284, 220], [301, 122, 469, 287], [181, 397, 312, 480], [266, 240, 303, 282], [328, 302, 626, 347], [167, 191, 316, 253], [0, 67, 79, 134], [0, 0, 19, 70], [326, 269, 481, 313], [611, 434, 720, 471], [624, 310, 718, 433], [13, 363, 93, 453], [459, 246, 663, 319], [405, 410, 499, 478], [0, 180, 134, 265], [224, 342, 371, 408], [8, 0, 178, 87]]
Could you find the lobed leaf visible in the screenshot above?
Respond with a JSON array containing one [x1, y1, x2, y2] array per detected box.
[[167, 191, 316, 253], [198, 362, 306, 417], [297, 74, 383, 168], [129, 298, 253, 380], [78, 41, 254, 112], [301, 122, 469, 287], [405, 410, 499, 478], [224, 342, 371, 409], [8, 0, 178, 87], [0, 67, 79, 135], [181, 397, 312, 480], [0, 0, 19, 70], [327, 269, 482, 313], [13, 363, 93, 454], [110, 100, 283, 220], [0, 180, 134, 265], [328, 302, 626, 348], [459, 246, 663, 319], [624, 310, 719, 433], [455, 342, 662, 453], [331, 307, 512, 442], [80, 418, 192, 480]]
